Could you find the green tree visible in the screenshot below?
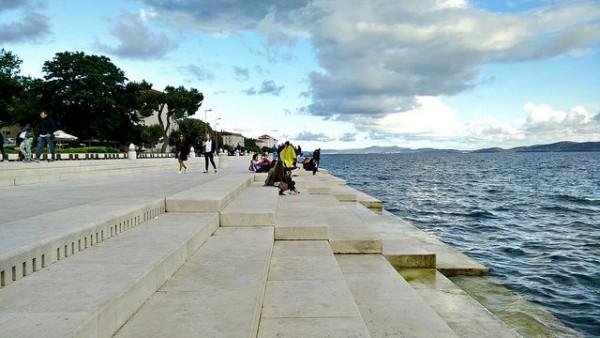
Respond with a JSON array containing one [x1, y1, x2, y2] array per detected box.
[[42, 51, 150, 143], [170, 118, 208, 147], [244, 138, 260, 153], [150, 86, 204, 152], [0, 49, 25, 126], [139, 124, 164, 148]]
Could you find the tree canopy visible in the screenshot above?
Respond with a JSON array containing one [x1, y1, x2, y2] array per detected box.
[[42, 51, 144, 142], [143, 85, 204, 151], [0, 49, 25, 126], [1, 49, 204, 148]]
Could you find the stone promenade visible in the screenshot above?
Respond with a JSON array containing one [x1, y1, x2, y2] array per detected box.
[[0, 157, 521, 337]]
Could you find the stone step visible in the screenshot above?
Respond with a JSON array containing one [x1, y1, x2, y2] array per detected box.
[[398, 269, 521, 338], [0, 212, 219, 338], [0, 158, 201, 187], [330, 185, 358, 202], [345, 186, 383, 212], [0, 197, 165, 288], [336, 254, 459, 337], [220, 182, 279, 226], [116, 227, 273, 338], [314, 173, 347, 185], [253, 172, 268, 182], [166, 173, 252, 212], [258, 241, 370, 337], [274, 193, 330, 240], [348, 203, 488, 276], [329, 204, 383, 254]]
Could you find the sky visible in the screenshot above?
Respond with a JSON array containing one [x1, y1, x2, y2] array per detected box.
[[1, 0, 599, 150]]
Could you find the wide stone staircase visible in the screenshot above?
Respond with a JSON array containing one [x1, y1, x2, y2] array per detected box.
[[0, 161, 521, 337]]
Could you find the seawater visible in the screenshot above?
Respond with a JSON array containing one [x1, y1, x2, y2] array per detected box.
[[321, 152, 600, 337]]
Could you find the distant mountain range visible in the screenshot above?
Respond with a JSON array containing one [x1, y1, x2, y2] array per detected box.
[[321, 141, 600, 154]]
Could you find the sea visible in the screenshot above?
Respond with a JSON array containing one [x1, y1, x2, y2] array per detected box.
[[321, 152, 599, 338]]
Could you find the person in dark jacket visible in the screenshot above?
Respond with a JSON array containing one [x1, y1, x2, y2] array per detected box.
[[176, 134, 190, 174], [0, 132, 6, 162], [312, 148, 321, 175], [35, 111, 58, 162]]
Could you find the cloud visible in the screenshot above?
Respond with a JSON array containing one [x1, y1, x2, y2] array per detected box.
[[184, 64, 215, 81], [367, 97, 600, 148], [258, 80, 284, 95], [339, 133, 357, 142], [138, 0, 309, 36], [243, 87, 257, 96], [233, 66, 249, 81], [138, 0, 600, 134], [373, 96, 463, 138], [294, 131, 335, 142], [0, 0, 49, 43], [0, 0, 29, 10], [520, 102, 600, 141], [254, 65, 269, 75], [244, 80, 285, 96], [99, 12, 177, 60], [302, 1, 600, 121]]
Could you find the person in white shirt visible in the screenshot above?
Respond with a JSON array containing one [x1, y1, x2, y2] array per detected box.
[[202, 134, 217, 173]]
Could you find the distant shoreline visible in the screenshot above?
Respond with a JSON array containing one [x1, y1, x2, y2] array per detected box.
[[320, 141, 600, 155]]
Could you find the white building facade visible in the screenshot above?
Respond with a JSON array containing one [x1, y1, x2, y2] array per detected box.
[[221, 131, 245, 148], [257, 134, 278, 148]]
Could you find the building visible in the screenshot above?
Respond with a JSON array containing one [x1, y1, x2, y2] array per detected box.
[[221, 131, 245, 148], [257, 134, 278, 149]]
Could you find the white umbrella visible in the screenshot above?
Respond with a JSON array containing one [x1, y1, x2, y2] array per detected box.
[[53, 130, 78, 141]]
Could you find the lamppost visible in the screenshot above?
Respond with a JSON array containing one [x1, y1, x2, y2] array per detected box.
[[214, 117, 222, 153], [204, 108, 212, 137]]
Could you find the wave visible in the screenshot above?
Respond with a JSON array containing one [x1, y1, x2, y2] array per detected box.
[[451, 210, 498, 219], [541, 205, 597, 215], [554, 194, 600, 206]]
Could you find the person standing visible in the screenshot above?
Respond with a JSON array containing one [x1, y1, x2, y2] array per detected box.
[[312, 148, 321, 175], [35, 111, 58, 162], [176, 134, 190, 174], [203, 134, 217, 173], [271, 144, 278, 161], [0, 132, 6, 162]]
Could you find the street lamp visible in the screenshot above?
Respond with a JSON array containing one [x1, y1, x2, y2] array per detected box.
[[204, 108, 212, 137], [215, 117, 222, 152]]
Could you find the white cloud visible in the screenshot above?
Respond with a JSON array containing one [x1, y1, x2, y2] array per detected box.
[[360, 98, 599, 149], [521, 102, 600, 141], [374, 96, 463, 138], [137, 0, 600, 143], [138, 8, 157, 22], [99, 11, 177, 60]]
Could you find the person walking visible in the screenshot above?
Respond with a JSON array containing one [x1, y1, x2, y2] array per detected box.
[[176, 134, 190, 174], [19, 124, 34, 162], [202, 134, 217, 173], [0, 132, 6, 162], [35, 111, 58, 162]]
